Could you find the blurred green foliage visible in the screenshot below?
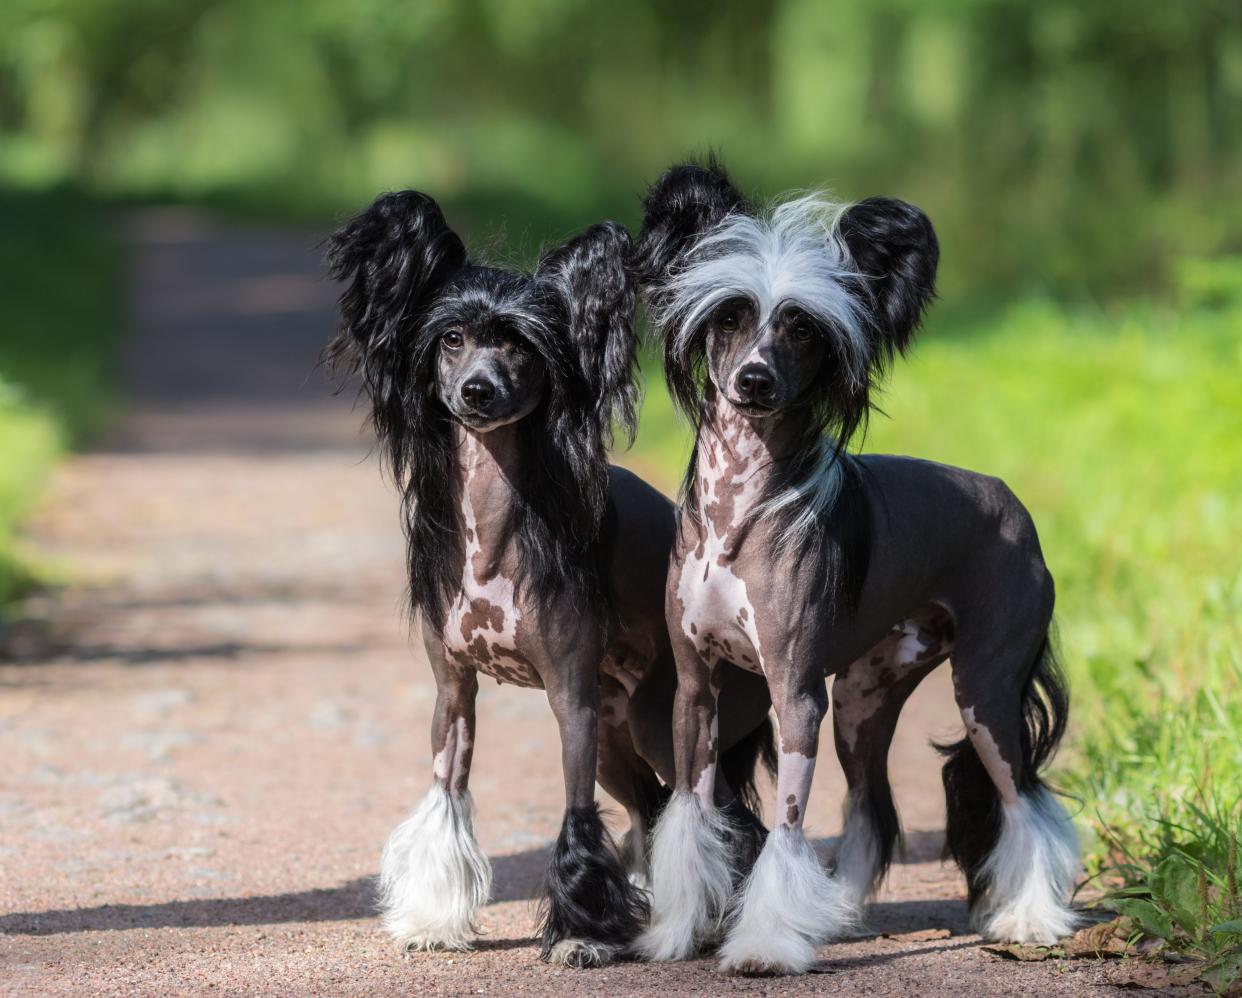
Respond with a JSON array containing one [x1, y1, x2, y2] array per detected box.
[[2, 0, 1241, 304], [0, 188, 123, 605]]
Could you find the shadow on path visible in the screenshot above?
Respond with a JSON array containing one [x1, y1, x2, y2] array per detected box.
[[0, 848, 553, 936]]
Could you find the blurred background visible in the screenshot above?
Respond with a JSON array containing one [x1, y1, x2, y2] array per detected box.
[[1, 0, 1240, 983]]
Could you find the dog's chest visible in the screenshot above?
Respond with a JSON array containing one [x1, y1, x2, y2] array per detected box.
[[674, 435, 770, 675], [442, 475, 541, 689], [443, 570, 540, 689]]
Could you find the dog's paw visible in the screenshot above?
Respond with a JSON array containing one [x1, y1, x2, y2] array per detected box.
[[545, 938, 617, 969], [718, 954, 795, 977]]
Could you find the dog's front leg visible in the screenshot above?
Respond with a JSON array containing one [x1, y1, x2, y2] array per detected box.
[[377, 636, 491, 952], [637, 629, 736, 961], [718, 671, 856, 975], [538, 653, 648, 968]]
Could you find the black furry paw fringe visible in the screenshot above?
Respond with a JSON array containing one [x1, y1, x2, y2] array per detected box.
[[537, 803, 649, 960]]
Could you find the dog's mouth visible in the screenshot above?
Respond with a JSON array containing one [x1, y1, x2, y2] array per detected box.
[[727, 398, 778, 417]]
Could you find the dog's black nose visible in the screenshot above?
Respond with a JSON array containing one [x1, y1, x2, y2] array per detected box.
[[461, 378, 495, 409], [735, 364, 774, 402]]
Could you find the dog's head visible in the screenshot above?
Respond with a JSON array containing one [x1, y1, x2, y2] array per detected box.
[[324, 189, 637, 480], [634, 158, 938, 443]]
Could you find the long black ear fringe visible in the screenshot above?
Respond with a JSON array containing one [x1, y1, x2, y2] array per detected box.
[[535, 221, 639, 446], [537, 804, 648, 965], [837, 196, 939, 361], [323, 190, 467, 479], [631, 154, 751, 290]]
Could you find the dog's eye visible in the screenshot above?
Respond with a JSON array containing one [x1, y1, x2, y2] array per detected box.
[[442, 329, 464, 350], [718, 311, 739, 332], [791, 321, 815, 343]]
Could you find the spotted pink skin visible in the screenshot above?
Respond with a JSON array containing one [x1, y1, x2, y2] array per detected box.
[[665, 390, 1053, 837], [425, 422, 677, 814]]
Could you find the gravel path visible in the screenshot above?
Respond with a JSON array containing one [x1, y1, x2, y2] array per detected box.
[[0, 211, 1121, 995]]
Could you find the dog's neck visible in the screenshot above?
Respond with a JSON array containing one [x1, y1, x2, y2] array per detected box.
[[456, 423, 523, 575], [691, 390, 801, 539]]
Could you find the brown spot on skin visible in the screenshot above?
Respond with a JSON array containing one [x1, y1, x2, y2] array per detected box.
[[738, 606, 748, 621], [689, 622, 698, 635], [458, 597, 505, 643], [786, 801, 800, 825], [878, 668, 897, 686], [466, 634, 491, 664], [702, 562, 710, 582]]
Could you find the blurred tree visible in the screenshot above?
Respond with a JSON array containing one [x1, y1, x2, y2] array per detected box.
[[0, 0, 1238, 304]]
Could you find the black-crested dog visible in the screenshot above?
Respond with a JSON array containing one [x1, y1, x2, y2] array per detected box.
[[324, 190, 773, 967], [631, 161, 1079, 974]]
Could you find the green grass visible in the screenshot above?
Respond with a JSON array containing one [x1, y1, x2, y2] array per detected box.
[[0, 187, 124, 607], [628, 285, 1242, 981]]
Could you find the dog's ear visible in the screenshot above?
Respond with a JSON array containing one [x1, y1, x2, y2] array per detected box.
[[325, 190, 467, 367], [632, 156, 751, 285], [837, 197, 938, 357], [324, 191, 467, 474], [535, 220, 639, 445]]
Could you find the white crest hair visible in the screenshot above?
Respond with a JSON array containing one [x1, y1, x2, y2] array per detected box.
[[973, 787, 1080, 944], [717, 824, 859, 975], [752, 437, 846, 552], [378, 783, 492, 951], [654, 193, 873, 390]]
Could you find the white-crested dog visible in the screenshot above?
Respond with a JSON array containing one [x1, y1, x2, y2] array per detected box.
[[631, 160, 1079, 975]]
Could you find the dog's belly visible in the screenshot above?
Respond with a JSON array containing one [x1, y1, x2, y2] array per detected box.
[[443, 579, 542, 689], [675, 545, 765, 674]]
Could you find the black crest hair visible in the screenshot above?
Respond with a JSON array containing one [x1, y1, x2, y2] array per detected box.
[[325, 192, 638, 633]]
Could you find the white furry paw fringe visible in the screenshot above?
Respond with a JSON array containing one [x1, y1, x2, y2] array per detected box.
[[378, 784, 492, 951], [635, 791, 735, 961], [718, 825, 857, 975], [973, 787, 1080, 945]]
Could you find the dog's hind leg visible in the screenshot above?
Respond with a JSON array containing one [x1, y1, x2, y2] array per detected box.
[[942, 613, 1079, 945], [718, 671, 856, 976], [830, 611, 950, 916], [378, 640, 491, 952], [596, 673, 671, 888], [539, 659, 649, 969]]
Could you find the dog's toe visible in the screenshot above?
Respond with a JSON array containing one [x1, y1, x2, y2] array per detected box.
[[546, 938, 617, 969]]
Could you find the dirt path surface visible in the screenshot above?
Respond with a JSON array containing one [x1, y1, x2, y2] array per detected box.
[[1, 212, 1119, 996]]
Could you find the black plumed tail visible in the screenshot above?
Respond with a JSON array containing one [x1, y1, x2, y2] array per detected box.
[[853, 759, 903, 890], [538, 804, 648, 963], [938, 632, 1070, 902]]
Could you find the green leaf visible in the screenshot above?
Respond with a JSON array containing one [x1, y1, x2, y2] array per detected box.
[[1150, 855, 1203, 937], [1201, 948, 1242, 992], [1210, 919, 1242, 936], [1113, 898, 1176, 942]]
